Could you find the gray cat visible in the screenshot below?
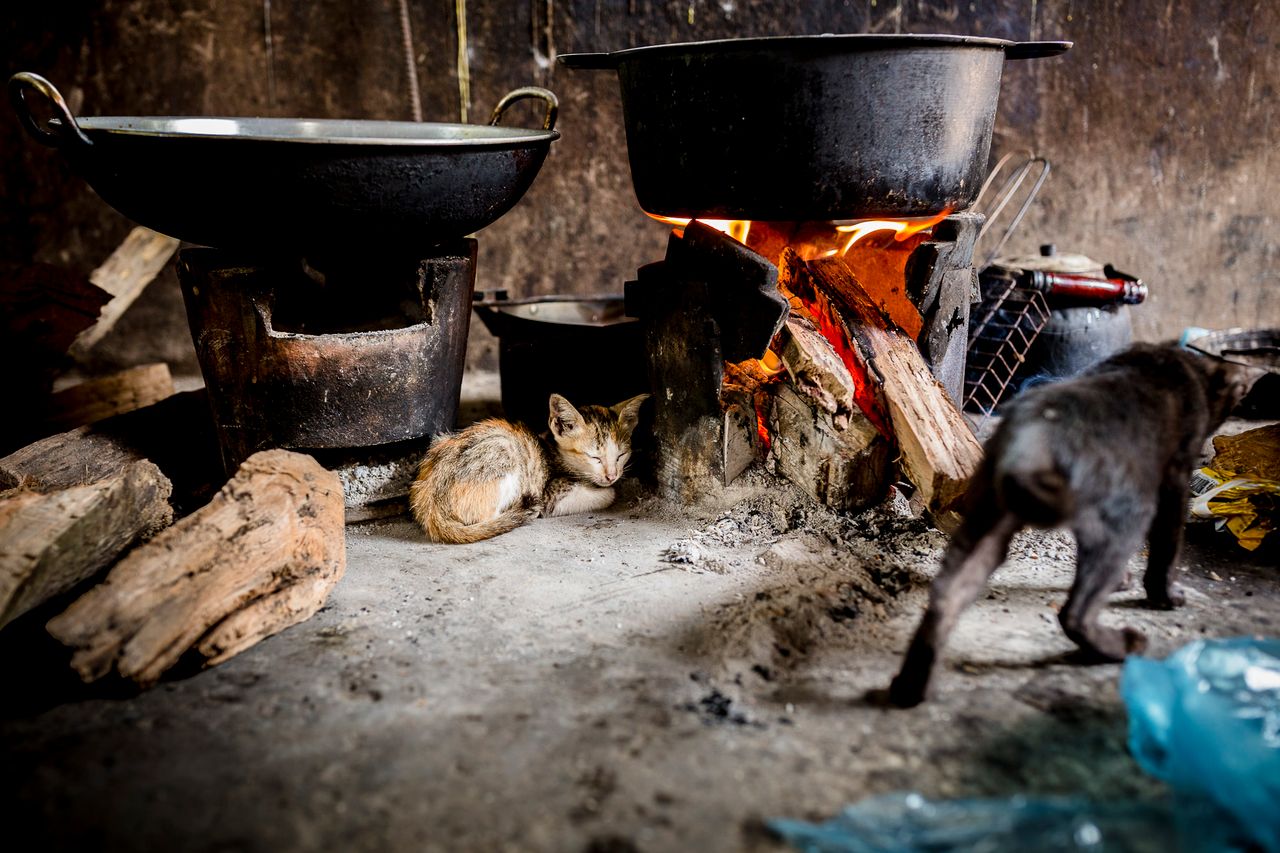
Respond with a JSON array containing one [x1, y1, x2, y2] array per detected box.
[[889, 343, 1260, 707]]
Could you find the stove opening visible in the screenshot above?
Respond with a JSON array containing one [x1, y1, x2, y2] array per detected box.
[[627, 212, 983, 526]]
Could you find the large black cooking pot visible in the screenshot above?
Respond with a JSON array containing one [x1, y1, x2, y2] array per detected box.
[[559, 34, 1070, 220], [8, 72, 560, 261]]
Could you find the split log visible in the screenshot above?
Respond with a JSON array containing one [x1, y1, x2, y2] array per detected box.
[[42, 363, 175, 434], [719, 376, 766, 485], [0, 461, 172, 630], [776, 312, 856, 431], [47, 449, 345, 686], [768, 383, 890, 514], [70, 227, 180, 358], [791, 254, 982, 522], [0, 389, 224, 516]]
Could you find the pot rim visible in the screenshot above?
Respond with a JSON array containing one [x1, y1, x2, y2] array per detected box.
[[71, 116, 560, 148], [560, 33, 1071, 67]]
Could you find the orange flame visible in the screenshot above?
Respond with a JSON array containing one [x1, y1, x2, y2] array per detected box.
[[649, 211, 947, 261], [649, 215, 751, 244], [795, 289, 890, 438], [834, 208, 951, 254], [757, 348, 785, 377], [755, 404, 771, 451]]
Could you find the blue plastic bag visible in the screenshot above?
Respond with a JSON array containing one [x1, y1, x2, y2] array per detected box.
[[1121, 637, 1280, 853], [768, 793, 1203, 853]]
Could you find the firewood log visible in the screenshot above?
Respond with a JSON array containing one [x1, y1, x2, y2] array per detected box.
[[70, 227, 180, 358], [798, 256, 982, 523], [0, 461, 172, 630], [46, 449, 345, 686], [41, 363, 175, 433], [0, 390, 223, 516]]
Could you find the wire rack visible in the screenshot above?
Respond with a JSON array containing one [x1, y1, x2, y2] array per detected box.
[[963, 277, 1051, 416]]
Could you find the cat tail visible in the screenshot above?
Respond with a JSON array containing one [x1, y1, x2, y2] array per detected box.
[[409, 482, 539, 544], [994, 423, 1074, 526], [425, 506, 536, 544]]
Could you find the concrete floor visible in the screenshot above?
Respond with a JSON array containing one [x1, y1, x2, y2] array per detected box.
[[2, 382, 1278, 852]]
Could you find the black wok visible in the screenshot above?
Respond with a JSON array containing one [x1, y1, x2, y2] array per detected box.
[[9, 73, 560, 261], [559, 34, 1070, 220]]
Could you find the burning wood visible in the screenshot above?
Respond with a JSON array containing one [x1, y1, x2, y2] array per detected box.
[[634, 213, 981, 526], [768, 382, 890, 515], [776, 310, 857, 431], [799, 256, 982, 522], [779, 249, 891, 437]]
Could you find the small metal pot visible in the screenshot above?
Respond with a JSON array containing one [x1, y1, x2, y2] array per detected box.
[[560, 34, 1070, 220], [472, 294, 647, 427]]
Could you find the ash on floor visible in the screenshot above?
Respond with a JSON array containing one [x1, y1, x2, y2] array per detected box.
[[2, 408, 1277, 853]]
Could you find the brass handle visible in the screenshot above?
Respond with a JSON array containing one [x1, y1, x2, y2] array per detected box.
[[488, 86, 559, 131], [8, 72, 92, 149]]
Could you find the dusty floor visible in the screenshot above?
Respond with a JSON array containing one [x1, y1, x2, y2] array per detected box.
[[2, 377, 1277, 852]]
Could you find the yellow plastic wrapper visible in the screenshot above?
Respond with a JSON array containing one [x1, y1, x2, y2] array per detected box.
[[1190, 424, 1280, 551]]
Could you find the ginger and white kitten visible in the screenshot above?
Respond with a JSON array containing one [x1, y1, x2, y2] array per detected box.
[[409, 393, 649, 544]]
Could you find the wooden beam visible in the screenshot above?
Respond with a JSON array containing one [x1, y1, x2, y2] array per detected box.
[[46, 449, 345, 686], [0, 461, 172, 629]]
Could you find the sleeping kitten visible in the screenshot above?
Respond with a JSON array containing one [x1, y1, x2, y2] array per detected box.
[[888, 343, 1260, 707], [409, 393, 649, 544]]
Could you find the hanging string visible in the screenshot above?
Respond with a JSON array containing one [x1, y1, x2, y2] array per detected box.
[[456, 0, 471, 123], [263, 0, 276, 108], [397, 0, 423, 121]]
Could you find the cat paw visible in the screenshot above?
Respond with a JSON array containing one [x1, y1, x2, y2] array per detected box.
[[1122, 627, 1148, 656], [1143, 585, 1186, 610], [886, 675, 926, 708]]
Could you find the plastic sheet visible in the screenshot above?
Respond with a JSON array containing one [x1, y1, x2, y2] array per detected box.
[[767, 792, 1219, 853], [1121, 637, 1280, 853], [1188, 424, 1280, 551]]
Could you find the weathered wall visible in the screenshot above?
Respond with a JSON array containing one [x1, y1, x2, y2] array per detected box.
[[3, 0, 1277, 375]]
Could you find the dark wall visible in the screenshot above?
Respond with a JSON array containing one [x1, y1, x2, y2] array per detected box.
[[3, 0, 1277, 375]]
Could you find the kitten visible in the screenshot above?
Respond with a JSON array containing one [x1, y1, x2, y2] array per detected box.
[[888, 343, 1260, 707], [409, 393, 649, 544]]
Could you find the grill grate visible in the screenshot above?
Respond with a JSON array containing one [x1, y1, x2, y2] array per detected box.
[[963, 277, 1050, 416]]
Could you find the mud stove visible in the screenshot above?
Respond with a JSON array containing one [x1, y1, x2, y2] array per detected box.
[[178, 243, 477, 519]]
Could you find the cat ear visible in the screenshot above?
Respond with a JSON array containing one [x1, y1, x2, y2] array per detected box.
[[1212, 359, 1266, 400], [611, 393, 650, 436], [548, 394, 585, 438]]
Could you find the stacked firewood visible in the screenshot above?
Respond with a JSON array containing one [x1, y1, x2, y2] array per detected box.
[[0, 229, 347, 687]]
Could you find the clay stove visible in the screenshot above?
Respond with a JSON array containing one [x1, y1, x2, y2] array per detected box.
[[178, 243, 476, 518]]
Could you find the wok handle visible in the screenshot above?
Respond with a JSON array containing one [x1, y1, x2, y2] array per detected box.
[[8, 72, 92, 149], [556, 52, 618, 70], [1005, 41, 1073, 60], [489, 87, 559, 131]]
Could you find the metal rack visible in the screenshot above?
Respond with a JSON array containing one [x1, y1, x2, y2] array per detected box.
[[963, 277, 1051, 416]]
